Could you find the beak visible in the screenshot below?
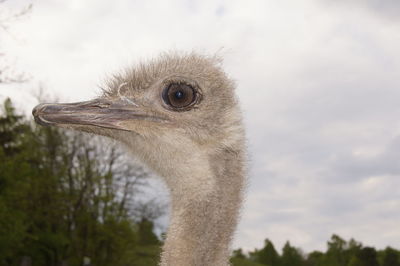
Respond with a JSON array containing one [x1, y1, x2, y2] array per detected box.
[[32, 98, 165, 131]]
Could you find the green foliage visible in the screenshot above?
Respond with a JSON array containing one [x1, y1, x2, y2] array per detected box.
[[280, 241, 305, 266], [357, 247, 379, 266], [382, 247, 400, 266], [347, 255, 363, 266], [231, 257, 267, 266], [0, 98, 162, 266], [324, 234, 348, 266], [234, 235, 400, 266], [231, 248, 266, 266], [249, 239, 279, 265], [306, 251, 324, 266], [138, 218, 160, 246]]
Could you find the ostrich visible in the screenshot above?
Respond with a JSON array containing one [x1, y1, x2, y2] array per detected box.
[[32, 53, 246, 266]]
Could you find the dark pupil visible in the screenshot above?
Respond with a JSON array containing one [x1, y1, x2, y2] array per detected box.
[[175, 90, 184, 99]]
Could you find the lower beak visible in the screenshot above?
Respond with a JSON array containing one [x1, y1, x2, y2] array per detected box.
[[32, 98, 164, 131]]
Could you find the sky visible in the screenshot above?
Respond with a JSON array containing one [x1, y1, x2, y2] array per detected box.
[[1, 0, 400, 253]]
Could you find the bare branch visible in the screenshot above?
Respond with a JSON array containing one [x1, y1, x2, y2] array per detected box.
[[131, 199, 167, 221], [0, 1, 32, 84], [0, 3, 32, 26]]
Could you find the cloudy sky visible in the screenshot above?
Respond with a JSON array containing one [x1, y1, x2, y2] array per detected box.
[[1, 0, 400, 253]]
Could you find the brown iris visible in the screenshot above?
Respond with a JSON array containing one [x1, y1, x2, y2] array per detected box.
[[162, 83, 196, 109]]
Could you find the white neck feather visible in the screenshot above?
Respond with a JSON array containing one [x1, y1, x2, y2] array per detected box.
[[159, 145, 246, 266]]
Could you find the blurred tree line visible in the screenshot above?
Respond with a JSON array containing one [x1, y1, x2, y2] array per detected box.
[[231, 235, 400, 266], [0, 98, 163, 266]]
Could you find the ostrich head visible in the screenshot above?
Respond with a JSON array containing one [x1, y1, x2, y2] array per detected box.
[[32, 53, 244, 197]]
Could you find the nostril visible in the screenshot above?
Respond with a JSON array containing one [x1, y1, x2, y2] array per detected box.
[[90, 102, 110, 109], [32, 103, 52, 116], [32, 104, 42, 116]]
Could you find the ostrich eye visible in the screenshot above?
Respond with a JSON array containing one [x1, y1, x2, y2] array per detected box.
[[162, 83, 196, 109]]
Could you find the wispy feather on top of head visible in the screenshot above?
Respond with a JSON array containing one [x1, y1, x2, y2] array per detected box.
[[100, 51, 225, 98]]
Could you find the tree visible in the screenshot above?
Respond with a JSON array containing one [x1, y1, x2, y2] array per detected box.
[[138, 218, 160, 246], [357, 247, 379, 266], [232, 249, 247, 260], [250, 239, 279, 266], [0, 98, 29, 155], [323, 234, 348, 266], [382, 247, 400, 266], [305, 251, 324, 266], [230, 249, 267, 266], [347, 255, 363, 266], [0, 98, 32, 265], [280, 241, 305, 266]]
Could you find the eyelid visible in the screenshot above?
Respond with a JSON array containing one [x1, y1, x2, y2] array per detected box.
[[162, 82, 199, 111], [162, 75, 199, 89]]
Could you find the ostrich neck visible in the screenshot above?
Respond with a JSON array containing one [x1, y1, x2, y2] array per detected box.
[[159, 147, 246, 266]]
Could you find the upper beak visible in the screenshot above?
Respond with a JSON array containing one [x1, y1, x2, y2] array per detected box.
[[32, 98, 165, 131]]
